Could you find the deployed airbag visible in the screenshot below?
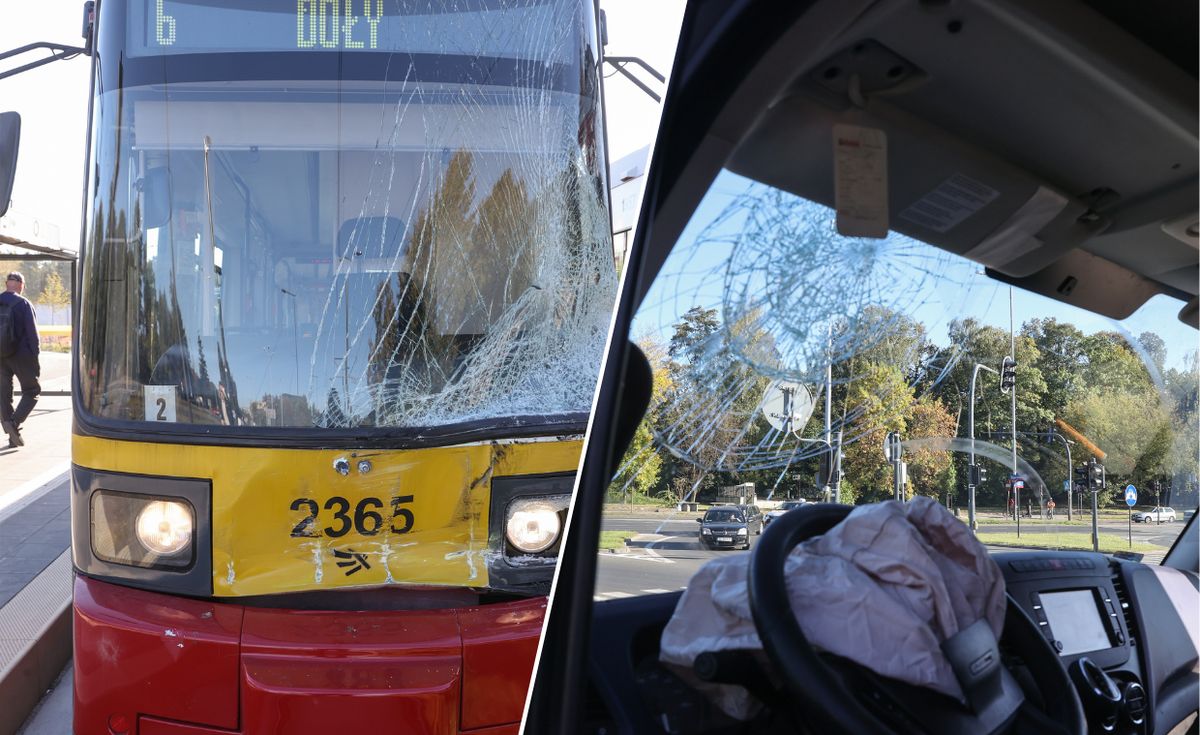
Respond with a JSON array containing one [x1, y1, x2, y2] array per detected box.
[[660, 498, 1006, 719]]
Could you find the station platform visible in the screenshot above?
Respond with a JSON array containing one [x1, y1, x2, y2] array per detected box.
[[0, 352, 74, 735]]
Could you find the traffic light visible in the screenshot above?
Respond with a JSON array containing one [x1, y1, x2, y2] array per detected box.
[[817, 452, 832, 487], [969, 464, 988, 485], [1074, 464, 1088, 490], [1000, 356, 1016, 394], [1091, 463, 1105, 491]]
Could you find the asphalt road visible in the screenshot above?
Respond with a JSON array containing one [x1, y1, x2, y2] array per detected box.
[[595, 515, 760, 601], [594, 513, 1185, 601]]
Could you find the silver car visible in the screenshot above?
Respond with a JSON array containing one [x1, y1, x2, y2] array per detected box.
[[1133, 506, 1177, 523], [764, 500, 807, 527]]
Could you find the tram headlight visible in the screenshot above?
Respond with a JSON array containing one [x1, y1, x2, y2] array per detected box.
[[505, 497, 565, 554], [90, 491, 196, 569], [135, 500, 194, 555], [75, 469, 210, 594], [487, 474, 572, 592]]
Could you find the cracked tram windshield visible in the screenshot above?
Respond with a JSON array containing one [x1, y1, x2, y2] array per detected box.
[[595, 171, 1197, 602], [79, 0, 615, 436]]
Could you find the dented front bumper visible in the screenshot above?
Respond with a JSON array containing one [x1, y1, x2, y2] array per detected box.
[[72, 575, 543, 735]]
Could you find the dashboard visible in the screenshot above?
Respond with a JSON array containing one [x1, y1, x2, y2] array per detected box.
[[1001, 552, 1197, 734], [581, 551, 1199, 735]]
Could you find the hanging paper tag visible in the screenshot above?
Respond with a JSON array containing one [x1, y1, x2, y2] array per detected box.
[[833, 124, 888, 238]]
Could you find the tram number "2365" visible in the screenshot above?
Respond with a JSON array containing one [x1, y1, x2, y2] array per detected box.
[[289, 495, 414, 538]]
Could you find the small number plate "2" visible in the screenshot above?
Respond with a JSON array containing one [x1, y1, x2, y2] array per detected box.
[[289, 495, 414, 538], [143, 385, 177, 422]]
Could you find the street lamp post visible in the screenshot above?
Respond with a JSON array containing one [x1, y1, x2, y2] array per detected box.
[[1041, 427, 1074, 521], [968, 363, 999, 531]]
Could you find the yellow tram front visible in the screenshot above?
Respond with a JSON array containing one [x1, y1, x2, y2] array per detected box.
[[68, 1, 614, 733]]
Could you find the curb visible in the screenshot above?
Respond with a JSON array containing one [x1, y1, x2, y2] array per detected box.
[[0, 552, 73, 735]]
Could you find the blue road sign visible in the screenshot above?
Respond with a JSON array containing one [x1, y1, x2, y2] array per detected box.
[[1063, 480, 1070, 491], [1125, 485, 1137, 506]]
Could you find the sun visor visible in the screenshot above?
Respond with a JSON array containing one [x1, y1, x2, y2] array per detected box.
[[729, 95, 1109, 278]]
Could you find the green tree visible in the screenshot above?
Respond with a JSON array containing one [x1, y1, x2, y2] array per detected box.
[[39, 268, 69, 320], [1080, 332, 1155, 396], [610, 336, 674, 502], [931, 319, 1052, 438], [906, 395, 958, 502], [668, 306, 720, 360], [838, 364, 914, 504], [1064, 387, 1172, 500], [1136, 332, 1167, 374], [1023, 318, 1088, 418]]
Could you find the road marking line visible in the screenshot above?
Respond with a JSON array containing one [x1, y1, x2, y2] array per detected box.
[[645, 535, 682, 562], [599, 551, 674, 564], [600, 591, 634, 599], [623, 554, 673, 564], [642, 588, 670, 594]]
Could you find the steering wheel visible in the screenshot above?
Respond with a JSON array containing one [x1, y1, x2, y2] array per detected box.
[[747, 504, 1086, 735]]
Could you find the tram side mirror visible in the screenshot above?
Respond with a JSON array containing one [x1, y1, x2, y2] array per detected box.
[[0, 112, 20, 219], [141, 166, 172, 230]]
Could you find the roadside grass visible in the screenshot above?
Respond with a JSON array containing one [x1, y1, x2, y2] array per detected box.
[[604, 494, 679, 509], [972, 513, 1179, 527], [977, 507, 1176, 520], [598, 531, 636, 550], [975, 530, 1162, 554], [973, 516, 1150, 526]]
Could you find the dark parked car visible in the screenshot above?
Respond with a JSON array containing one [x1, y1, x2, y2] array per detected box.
[[697, 505, 762, 549]]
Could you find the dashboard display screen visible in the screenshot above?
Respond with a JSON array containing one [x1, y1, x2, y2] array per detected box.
[[1041, 589, 1112, 656]]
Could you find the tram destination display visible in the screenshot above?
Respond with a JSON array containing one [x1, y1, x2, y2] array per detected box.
[[130, 0, 564, 58]]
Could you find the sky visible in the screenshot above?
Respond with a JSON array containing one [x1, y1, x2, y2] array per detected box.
[[0, 0, 685, 253], [0, 1, 91, 249]]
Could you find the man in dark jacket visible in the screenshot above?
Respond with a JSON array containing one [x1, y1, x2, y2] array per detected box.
[[1, 271, 40, 448]]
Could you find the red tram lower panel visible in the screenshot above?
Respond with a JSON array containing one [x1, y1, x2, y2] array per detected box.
[[72, 576, 543, 735]]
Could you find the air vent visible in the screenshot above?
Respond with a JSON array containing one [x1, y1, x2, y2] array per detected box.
[[1110, 563, 1139, 648]]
